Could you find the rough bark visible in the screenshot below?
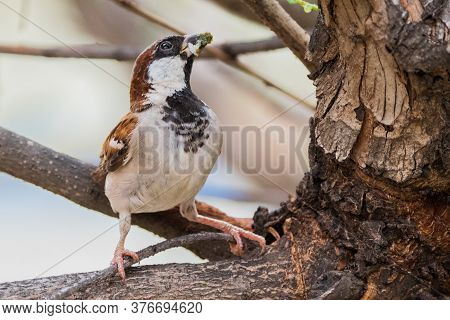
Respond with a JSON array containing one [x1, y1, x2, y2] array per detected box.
[[0, 210, 364, 300], [299, 0, 449, 298], [49, 233, 234, 300], [1, 248, 295, 300], [246, 0, 449, 299]]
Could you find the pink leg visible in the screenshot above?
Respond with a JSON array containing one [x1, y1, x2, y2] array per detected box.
[[190, 215, 266, 256], [111, 212, 139, 280], [231, 217, 254, 231], [194, 202, 255, 231]]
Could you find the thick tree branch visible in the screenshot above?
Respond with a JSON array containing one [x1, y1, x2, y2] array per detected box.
[[0, 210, 367, 300], [0, 246, 297, 300], [0, 37, 284, 61], [240, 0, 317, 72], [0, 126, 247, 261], [48, 233, 233, 300]]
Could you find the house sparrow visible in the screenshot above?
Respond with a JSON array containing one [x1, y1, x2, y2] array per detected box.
[[94, 33, 265, 279]]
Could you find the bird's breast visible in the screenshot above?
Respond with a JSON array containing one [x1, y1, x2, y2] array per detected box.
[[105, 103, 222, 214]]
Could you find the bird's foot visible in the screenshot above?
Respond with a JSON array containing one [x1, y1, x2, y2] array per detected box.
[[227, 225, 266, 256], [111, 248, 139, 280]]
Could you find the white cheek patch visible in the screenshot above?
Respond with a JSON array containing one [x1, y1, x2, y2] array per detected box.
[[145, 56, 187, 106], [147, 56, 186, 88]]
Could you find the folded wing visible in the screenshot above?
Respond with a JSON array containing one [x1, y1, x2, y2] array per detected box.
[[93, 112, 138, 181]]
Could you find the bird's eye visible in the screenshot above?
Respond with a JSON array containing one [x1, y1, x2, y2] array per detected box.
[[160, 41, 173, 51]]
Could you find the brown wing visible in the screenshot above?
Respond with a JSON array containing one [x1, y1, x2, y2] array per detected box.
[[93, 112, 138, 182]]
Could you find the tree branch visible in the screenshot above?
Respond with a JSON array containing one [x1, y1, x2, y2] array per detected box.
[[240, 0, 317, 72], [0, 44, 141, 61], [110, 0, 314, 109], [48, 233, 233, 300], [0, 1, 315, 109], [0, 126, 248, 261], [0, 37, 284, 61], [0, 246, 296, 299], [219, 36, 283, 57], [0, 211, 367, 300], [209, 0, 319, 31]]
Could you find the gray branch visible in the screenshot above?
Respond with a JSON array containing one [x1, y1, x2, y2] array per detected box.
[[0, 37, 284, 61], [0, 247, 297, 300], [48, 233, 233, 300]]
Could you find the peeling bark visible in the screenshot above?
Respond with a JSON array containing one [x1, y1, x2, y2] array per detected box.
[[312, 0, 449, 187], [301, 0, 449, 298]]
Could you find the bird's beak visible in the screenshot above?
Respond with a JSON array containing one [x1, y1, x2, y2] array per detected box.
[[180, 32, 213, 58]]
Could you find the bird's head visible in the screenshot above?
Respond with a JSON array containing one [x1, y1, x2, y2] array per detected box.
[[130, 33, 213, 111]]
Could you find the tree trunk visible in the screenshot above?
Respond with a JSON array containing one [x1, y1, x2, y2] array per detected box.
[[292, 0, 449, 298], [247, 0, 448, 299], [0, 0, 448, 299]]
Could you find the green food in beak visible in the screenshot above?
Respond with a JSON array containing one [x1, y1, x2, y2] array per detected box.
[[181, 32, 213, 57]]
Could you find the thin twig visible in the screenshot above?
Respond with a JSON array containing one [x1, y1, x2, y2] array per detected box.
[[0, 43, 313, 109], [241, 0, 317, 73], [0, 44, 141, 61], [47, 232, 233, 300], [219, 36, 283, 57], [111, 0, 314, 108], [0, 37, 284, 61]]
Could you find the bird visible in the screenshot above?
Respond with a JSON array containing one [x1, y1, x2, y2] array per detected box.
[[94, 33, 266, 279]]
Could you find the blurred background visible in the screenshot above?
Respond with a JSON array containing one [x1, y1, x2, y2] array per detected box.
[[0, 0, 317, 282]]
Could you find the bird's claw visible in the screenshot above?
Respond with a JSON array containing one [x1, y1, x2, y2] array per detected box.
[[227, 226, 266, 256], [111, 248, 139, 280]]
